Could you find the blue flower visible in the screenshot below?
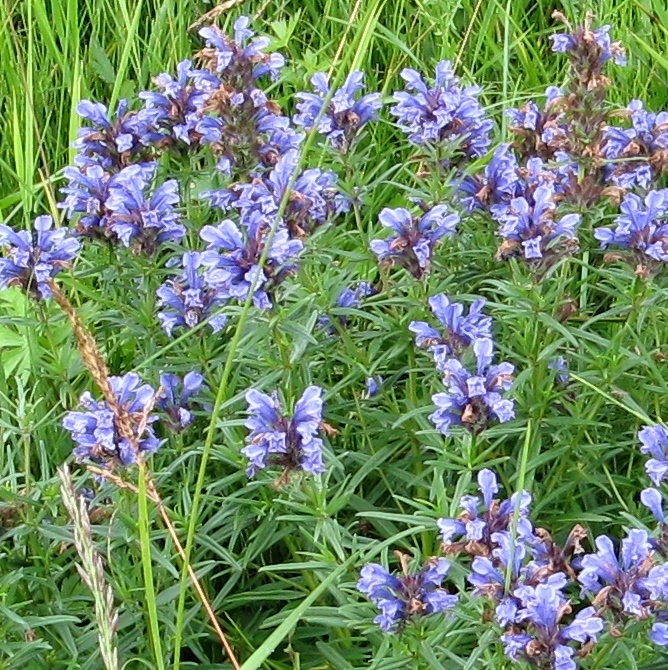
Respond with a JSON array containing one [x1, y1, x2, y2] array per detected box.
[[370, 205, 459, 278], [156, 371, 207, 432], [456, 144, 520, 212], [501, 582, 604, 670], [199, 212, 302, 309], [409, 293, 492, 364], [320, 281, 376, 333], [74, 99, 162, 171], [156, 252, 228, 336], [550, 23, 626, 67], [578, 530, 656, 617], [429, 339, 515, 435], [641, 488, 666, 524], [294, 70, 382, 150], [62, 373, 161, 468], [494, 183, 581, 261], [139, 59, 221, 147], [390, 61, 492, 161], [638, 424, 668, 486], [242, 385, 325, 478], [594, 190, 668, 269], [548, 357, 570, 385], [364, 375, 383, 399], [198, 17, 284, 82], [105, 164, 184, 253], [357, 557, 457, 632], [0, 215, 80, 299], [602, 100, 668, 190], [438, 469, 533, 556]]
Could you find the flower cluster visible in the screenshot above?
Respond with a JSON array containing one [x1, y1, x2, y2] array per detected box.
[[356, 555, 457, 632], [156, 252, 228, 336], [242, 385, 326, 479], [594, 190, 668, 275], [410, 296, 515, 436], [494, 182, 581, 263], [603, 100, 668, 190], [62, 373, 161, 468], [390, 61, 492, 165], [0, 216, 80, 299], [370, 204, 459, 279], [156, 371, 207, 433], [294, 70, 382, 151]]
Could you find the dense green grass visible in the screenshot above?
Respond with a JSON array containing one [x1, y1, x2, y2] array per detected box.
[[3, 0, 668, 669]]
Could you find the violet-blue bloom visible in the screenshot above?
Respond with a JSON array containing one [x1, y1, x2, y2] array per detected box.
[[501, 582, 604, 670], [494, 183, 581, 261], [105, 165, 184, 253], [62, 373, 161, 469], [390, 61, 492, 161], [139, 59, 221, 147], [438, 469, 533, 555], [157, 371, 207, 432], [198, 16, 285, 82], [364, 375, 383, 399], [429, 339, 515, 435], [456, 144, 520, 212], [356, 558, 457, 632], [641, 488, 666, 525], [578, 530, 656, 617], [409, 293, 491, 364], [294, 70, 382, 150], [74, 99, 162, 170], [0, 215, 80, 299], [370, 205, 459, 278], [242, 385, 325, 477], [200, 212, 302, 309], [638, 424, 668, 486], [550, 24, 626, 67], [156, 252, 228, 336], [603, 100, 668, 189], [594, 190, 668, 267], [319, 281, 376, 333]]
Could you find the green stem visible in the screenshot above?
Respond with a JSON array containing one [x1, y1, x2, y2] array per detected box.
[[137, 462, 165, 670]]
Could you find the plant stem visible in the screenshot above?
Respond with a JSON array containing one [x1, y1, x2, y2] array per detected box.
[[137, 460, 165, 670]]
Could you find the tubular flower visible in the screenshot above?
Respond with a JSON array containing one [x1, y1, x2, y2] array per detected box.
[[294, 70, 382, 151], [390, 61, 492, 162], [409, 293, 492, 365], [638, 424, 668, 486], [242, 385, 326, 478], [156, 252, 228, 336], [62, 373, 161, 469], [429, 339, 515, 436], [370, 204, 459, 279], [0, 215, 80, 299], [156, 371, 207, 432], [357, 556, 458, 632]]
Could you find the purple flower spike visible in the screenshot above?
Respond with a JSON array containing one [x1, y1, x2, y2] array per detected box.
[[371, 205, 459, 279], [594, 190, 668, 274], [74, 99, 161, 171], [0, 215, 80, 299], [429, 339, 515, 436], [578, 530, 656, 618], [390, 61, 492, 163], [242, 385, 326, 478], [62, 373, 161, 469], [157, 371, 207, 432], [356, 556, 457, 632], [105, 164, 184, 254], [550, 23, 626, 68], [139, 59, 221, 148], [638, 424, 668, 485], [409, 293, 491, 363], [294, 70, 382, 151], [494, 183, 581, 262], [156, 252, 228, 336], [199, 17, 285, 82], [603, 100, 668, 190]]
